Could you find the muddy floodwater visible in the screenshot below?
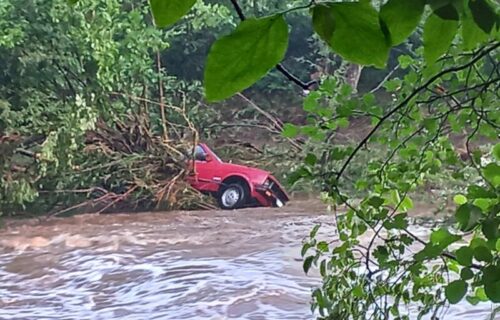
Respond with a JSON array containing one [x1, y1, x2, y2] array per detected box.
[[0, 201, 497, 320]]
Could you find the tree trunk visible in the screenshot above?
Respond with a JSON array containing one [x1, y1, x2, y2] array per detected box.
[[345, 63, 363, 91]]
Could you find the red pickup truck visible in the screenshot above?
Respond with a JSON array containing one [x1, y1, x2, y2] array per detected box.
[[187, 144, 289, 209]]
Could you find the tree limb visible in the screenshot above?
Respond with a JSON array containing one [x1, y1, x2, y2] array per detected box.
[[335, 42, 500, 182]]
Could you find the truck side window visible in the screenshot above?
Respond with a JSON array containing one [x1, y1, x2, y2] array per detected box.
[[194, 145, 207, 161]]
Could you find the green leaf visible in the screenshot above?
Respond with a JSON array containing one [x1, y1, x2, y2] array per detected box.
[[303, 255, 314, 274], [150, 0, 197, 28], [453, 194, 467, 205], [430, 228, 461, 247], [496, 239, 500, 252], [462, 5, 489, 50], [288, 167, 312, 185], [483, 163, 500, 187], [311, 4, 335, 43], [474, 246, 493, 262], [282, 123, 299, 138], [389, 189, 401, 206], [482, 218, 499, 240], [475, 287, 490, 301], [471, 237, 489, 249], [423, 13, 458, 63], [319, 260, 327, 277], [467, 185, 496, 199], [301, 242, 312, 257], [455, 246, 474, 266], [204, 15, 289, 101], [310, 223, 321, 238], [353, 285, 364, 298], [485, 281, 500, 303], [398, 55, 415, 69], [483, 265, 500, 283], [455, 204, 483, 232], [493, 143, 500, 161], [401, 196, 414, 211], [313, 288, 326, 308], [317, 241, 329, 252], [434, 4, 459, 20], [337, 118, 350, 129], [461, 267, 474, 280], [472, 198, 493, 211], [423, 118, 439, 133], [302, 125, 325, 141], [379, 0, 425, 45], [445, 280, 467, 304], [469, 0, 499, 34], [374, 245, 390, 264], [384, 78, 402, 92], [368, 196, 384, 208], [303, 93, 319, 112], [384, 213, 409, 230], [305, 153, 317, 166], [312, 2, 390, 68]]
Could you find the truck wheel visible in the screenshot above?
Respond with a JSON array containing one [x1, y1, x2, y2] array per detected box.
[[218, 183, 248, 209]]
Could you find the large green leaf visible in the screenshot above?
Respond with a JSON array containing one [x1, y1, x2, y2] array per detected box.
[[423, 13, 458, 63], [379, 0, 425, 45], [150, 0, 197, 28], [445, 280, 468, 304], [312, 2, 390, 68], [469, 0, 499, 34], [204, 15, 289, 101], [311, 5, 335, 43], [462, 4, 489, 49]]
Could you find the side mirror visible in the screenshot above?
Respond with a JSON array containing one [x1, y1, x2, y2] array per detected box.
[[205, 154, 213, 162]]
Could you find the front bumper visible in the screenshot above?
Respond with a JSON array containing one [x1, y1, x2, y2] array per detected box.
[[254, 177, 289, 207]]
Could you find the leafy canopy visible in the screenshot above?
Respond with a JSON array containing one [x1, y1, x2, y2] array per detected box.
[[149, 0, 499, 101]]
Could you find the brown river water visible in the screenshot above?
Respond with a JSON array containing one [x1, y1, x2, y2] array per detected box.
[[0, 201, 497, 320]]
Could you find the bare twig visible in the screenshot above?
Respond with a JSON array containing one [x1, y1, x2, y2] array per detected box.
[[369, 65, 400, 94], [156, 51, 169, 141]]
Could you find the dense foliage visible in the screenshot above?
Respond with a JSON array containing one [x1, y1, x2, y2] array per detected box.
[[148, 0, 500, 318], [1, 0, 499, 318], [0, 0, 216, 215]]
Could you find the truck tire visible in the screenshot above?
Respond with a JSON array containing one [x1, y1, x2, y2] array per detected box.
[[217, 183, 248, 209]]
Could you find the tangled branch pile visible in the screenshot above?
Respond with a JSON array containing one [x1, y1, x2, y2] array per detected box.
[[77, 115, 216, 213], [1, 110, 216, 217]]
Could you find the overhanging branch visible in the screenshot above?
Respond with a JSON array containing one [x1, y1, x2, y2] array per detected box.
[[335, 42, 500, 182]]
